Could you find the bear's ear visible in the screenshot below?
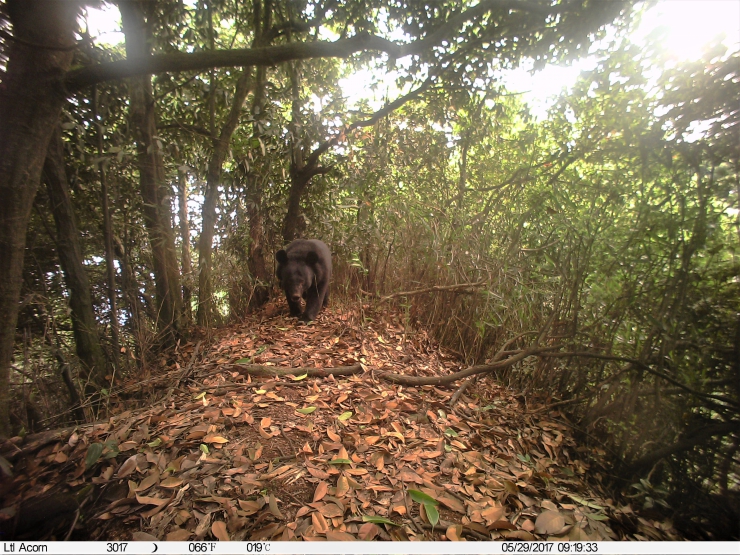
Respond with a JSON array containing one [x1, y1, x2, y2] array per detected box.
[[276, 250, 288, 264], [306, 251, 319, 265]]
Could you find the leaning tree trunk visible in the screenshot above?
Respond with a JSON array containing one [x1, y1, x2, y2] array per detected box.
[[0, 0, 79, 437], [177, 167, 194, 325], [281, 58, 335, 244], [44, 126, 109, 391], [196, 72, 251, 327], [120, 0, 183, 344]]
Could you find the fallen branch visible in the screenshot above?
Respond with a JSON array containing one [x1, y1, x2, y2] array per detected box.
[[227, 363, 362, 379], [380, 346, 558, 386]]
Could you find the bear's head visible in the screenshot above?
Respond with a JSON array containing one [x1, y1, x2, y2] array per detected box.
[[276, 249, 319, 304]]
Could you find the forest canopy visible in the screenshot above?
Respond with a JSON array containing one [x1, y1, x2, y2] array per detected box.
[[0, 0, 738, 540]]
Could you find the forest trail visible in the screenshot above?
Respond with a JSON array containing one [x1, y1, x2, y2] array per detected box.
[[0, 303, 678, 541]]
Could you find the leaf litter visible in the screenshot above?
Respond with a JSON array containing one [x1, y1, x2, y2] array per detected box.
[[0, 302, 680, 541]]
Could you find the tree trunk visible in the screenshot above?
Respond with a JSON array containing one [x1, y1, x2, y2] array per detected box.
[[93, 86, 120, 369], [196, 71, 252, 327], [177, 167, 193, 325], [0, 0, 79, 437], [120, 0, 183, 343], [244, 0, 273, 309], [283, 60, 308, 243], [43, 125, 109, 390]]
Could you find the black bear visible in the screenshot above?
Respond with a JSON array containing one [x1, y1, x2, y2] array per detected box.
[[275, 239, 332, 322]]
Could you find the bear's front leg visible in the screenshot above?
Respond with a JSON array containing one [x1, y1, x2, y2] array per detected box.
[[287, 297, 302, 317], [301, 288, 322, 322]]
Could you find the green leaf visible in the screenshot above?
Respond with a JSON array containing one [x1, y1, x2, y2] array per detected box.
[[444, 428, 458, 437], [147, 438, 162, 448], [328, 458, 352, 465], [425, 503, 440, 527], [297, 406, 317, 414], [103, 441, 120, 459], [0, 455, 13, 477], [568, 494, 604, 510], [236, 358, 252, 364], [362, 515, 400, 526], [585, 512, 609, 521], [85, 443, 104, 468], [291, 374, 308, 381], [194, 392, 206, 400], [200, 444, 210, 454], [409, 489, 438, 506], [338, 411, 353, 421]]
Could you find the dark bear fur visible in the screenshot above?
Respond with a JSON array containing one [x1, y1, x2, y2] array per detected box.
[[275, 239, 331, 322]]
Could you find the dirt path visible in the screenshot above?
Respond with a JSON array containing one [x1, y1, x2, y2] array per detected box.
[[0, 303, 677, 541]]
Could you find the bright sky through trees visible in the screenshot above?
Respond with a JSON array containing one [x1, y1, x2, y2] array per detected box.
[[85, 0, 740, 118]]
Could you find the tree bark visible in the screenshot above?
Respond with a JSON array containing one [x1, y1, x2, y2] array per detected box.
[[245, 0, 273, 309], [43, 125, 109, 390], [93, 86, 120, 369], [120, 0, 183, 344], [196, 71, 252, 327], [0, 0, 79, 437], [177, 167, 193, 325]]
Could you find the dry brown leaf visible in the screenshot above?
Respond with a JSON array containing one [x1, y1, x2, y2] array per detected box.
[[312, 512, 329, 534], [534, 510, 566, 535], [392, 504, 407, 515], [135, 494, 168, 507], [238, 499, 262, 515], [116, 455, 138, 478], [307, 466, 330, 479], [211, 521, 230, 541], [313, 481, 329, 502], [319, 503, 344, 519], [159, 477, 183, 489], [326, 428, 342, 443], [358, 522, 379, 541], [135, 471, 160, 492], [446, 524, 464, 541], [268, 494, 283, 518], [397, 469, 422, 483], [166, 528, 192, 541], [326, 530, 356, 541], [336, 475, 350, 497], [203, 434, 229, 444], [482, 506, 505, 524]]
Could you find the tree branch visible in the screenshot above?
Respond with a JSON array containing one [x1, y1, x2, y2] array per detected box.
[[540, 351, 740, 409], [65, 0, 552, 91], [380, 346, 559, 386], [366, 280, 487, 302], [627, 421, 740, 472]]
